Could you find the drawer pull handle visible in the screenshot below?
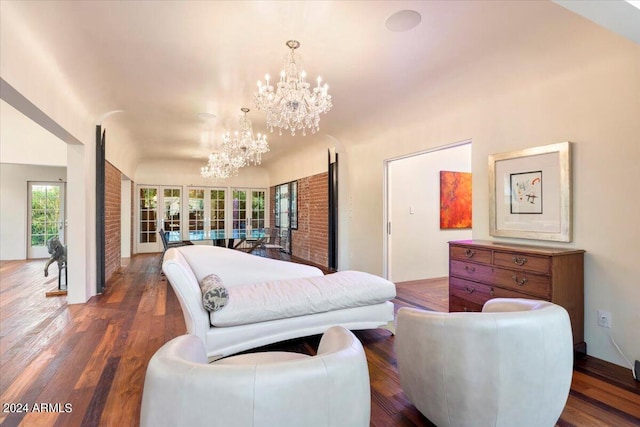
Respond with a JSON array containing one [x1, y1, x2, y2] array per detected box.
[[490, 288, 495, 297], [513, 256, 527, 266], [464, 265, 476, 272], [463, 307, 469, 312], [512, 275, 528, 286], [464, 249, 475, 258], [464, 286, 475, 294]]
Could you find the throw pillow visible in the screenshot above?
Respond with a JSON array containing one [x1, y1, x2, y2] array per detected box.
[[199, 274, 229, 312]]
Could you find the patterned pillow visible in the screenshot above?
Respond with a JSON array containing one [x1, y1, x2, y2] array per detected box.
[[199, 274, 229, 312]]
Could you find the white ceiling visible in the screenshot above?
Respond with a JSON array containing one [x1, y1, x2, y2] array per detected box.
[[1, 1, 637, 167]]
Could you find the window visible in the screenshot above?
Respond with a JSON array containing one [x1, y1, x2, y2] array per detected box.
[[139, 187, 158, 243], [163, 188, 182, 241], [188, 189, 205, 238], [210, 189, 225, 239], [275, 181, 297, 230]]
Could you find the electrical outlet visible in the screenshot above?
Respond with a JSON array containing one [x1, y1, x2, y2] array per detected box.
[[597, 310, 611, 328]]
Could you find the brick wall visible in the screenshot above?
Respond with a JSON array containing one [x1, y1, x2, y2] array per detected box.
[[105, 161, 121, 281], [271, 172, 328, 267]]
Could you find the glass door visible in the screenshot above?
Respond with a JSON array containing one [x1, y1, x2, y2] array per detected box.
[[209, 188, 226, 239], [186, 187, 226, 240], [138, 186, 182, 252], [251, 190, 266, 237], [138, 186, 159, 253], [188, 188, 205, 240], [28, 182, 65, 259], [232, 189, 248, 237], [232, 189, 267, 238], [162, 187, 182, 242], [274, 182, 297, 254]]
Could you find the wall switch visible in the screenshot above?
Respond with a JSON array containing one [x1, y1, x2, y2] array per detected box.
[[597, 310, 611, 328]]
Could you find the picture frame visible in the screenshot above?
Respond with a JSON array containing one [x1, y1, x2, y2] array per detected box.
[[489, 141, 572, 242]]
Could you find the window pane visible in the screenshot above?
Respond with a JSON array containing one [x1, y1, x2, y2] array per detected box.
[[188, 189, 204, 237], [162, 188, 181, 241]]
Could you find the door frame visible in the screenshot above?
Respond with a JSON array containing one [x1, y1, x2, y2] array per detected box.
[[383, 140, 472, 280]]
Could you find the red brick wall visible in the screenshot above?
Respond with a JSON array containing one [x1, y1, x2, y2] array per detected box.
[[105, 161, 121, 281], [271, 172, 328, 267]]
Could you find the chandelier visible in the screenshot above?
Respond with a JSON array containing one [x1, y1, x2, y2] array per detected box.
[[200, 108, 269, 180], [222, 108, 270, 166], [254, 40, 332, 136], [200, 150, 241, 180]]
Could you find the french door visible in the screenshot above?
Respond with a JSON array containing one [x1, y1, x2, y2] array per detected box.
[[137, 186, 182, 253], [137, 185, 266, 252], [232, 189, 266, 237], [28, 182, 65, 259], [187, 187, 227, 240]]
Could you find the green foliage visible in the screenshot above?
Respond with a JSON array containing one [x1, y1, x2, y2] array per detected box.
[[30, 186, 61, 246]]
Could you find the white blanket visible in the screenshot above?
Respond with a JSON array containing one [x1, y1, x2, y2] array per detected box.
[[210, 270, 396, 327]]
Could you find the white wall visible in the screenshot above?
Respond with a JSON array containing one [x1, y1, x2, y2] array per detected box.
[[0, 100, 68, 166], [135, 159, 270, 188], [387, 143, 472, 282], [339, 26, 640, 367], [2, 3, 97, 304], [0, 164, 67, 260]]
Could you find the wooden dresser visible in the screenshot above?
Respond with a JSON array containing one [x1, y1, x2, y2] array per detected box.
[[448, 240, 585, 353]]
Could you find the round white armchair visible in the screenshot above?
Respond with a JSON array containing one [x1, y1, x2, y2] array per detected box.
[[395, 298, 574, 427], [140, 326, 371, 427]]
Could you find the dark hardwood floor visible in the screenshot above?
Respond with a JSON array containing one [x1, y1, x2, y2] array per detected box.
[[1, 255, 638, 426]]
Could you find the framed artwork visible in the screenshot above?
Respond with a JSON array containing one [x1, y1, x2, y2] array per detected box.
[[489, 141, 572, 242], [440, 171, 472, 229]]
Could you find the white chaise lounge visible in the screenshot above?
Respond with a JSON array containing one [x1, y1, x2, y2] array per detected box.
[[162, 245, 396, 359]]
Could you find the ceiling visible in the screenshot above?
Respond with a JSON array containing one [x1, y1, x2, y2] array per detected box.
[[1, 1, 638, 167]]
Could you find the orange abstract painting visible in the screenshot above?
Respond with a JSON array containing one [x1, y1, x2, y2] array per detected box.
[[440, 171, 472, 229]]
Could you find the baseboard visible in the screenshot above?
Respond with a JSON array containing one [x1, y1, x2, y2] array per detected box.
[[574, 355, 640, 395]]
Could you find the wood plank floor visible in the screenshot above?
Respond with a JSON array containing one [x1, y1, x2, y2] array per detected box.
[[1, 255, 638, 426]]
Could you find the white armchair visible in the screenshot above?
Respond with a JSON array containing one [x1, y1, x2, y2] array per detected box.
[[140, 326, 371, 427], [395, 298, 573, 427]]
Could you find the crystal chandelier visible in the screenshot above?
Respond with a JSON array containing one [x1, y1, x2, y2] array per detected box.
[[254, 40, 332, 136], [200, 150, 241, 180], [200, 108, 269, 180], [222, 108, 270, 166]]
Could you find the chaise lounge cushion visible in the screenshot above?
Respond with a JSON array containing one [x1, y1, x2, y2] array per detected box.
[[209, 270, 396, 327]]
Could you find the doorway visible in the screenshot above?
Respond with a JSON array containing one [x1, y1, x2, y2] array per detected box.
[[28, 181, 66, 259], [384, 141, 472, 282]]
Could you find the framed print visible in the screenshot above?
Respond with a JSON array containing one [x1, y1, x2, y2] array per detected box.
[[489, 141, 572, 242]]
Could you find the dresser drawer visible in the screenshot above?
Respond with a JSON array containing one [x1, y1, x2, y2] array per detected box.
[[450, 259, 495, 282], [490, 285, 544, 301], [491, 268, 551, 299], [493, 251, 551, 274], [449, 277, 493, 306], [450, 277, 543, 308], [449, 295, 483, 313], [450, 245, 492, 264]]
